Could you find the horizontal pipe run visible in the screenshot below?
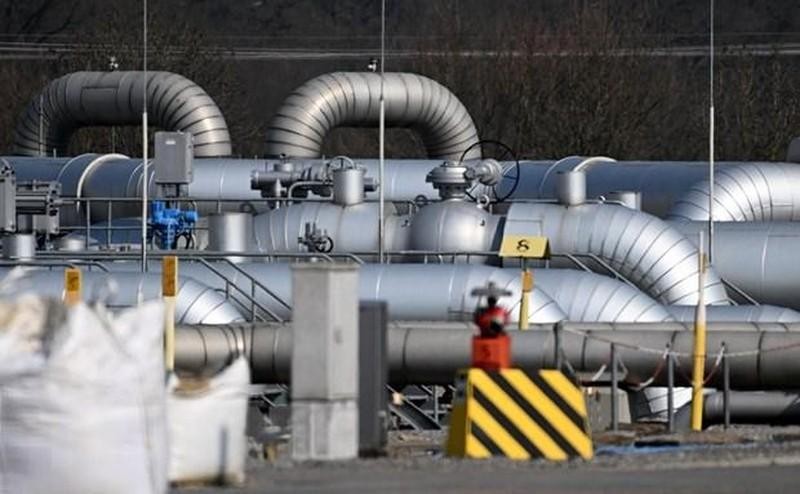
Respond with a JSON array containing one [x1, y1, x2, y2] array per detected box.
[[175, 322, 800, 387]]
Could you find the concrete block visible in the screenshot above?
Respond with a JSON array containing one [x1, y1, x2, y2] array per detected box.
[[584, 387, 631, 431], [291, 264, 359, 401], [291, 399, 358, 461]]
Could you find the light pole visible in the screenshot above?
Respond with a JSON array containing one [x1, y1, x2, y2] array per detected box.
[[378, 0, 386, 264], [140, 0, 149, 272]]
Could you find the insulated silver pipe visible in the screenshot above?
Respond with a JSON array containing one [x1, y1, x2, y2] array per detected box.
[[0, 269, 244, 324], [672, 221, 800, 310], [162, 263, 569, 324], [697, 392, 800, 425], [667, 305, 800, 323], [534, 270, 673, 323], [265, 72, 481, 160], [504, 203, 729, 305], [13, 71, 232, 157], [174, 323, 800, 386], [668, 163, 800, 222]]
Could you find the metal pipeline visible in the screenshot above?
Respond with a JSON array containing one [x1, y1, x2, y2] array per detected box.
[[154, 263, 570, 324], [13, 71, 231, 157], [671, 221, 800, 310], [0, 268, 244, 324], [265, 72, 481, 160], [503, 203, 729, 305], [667, 163, 800, 222], [667, 305, 800, 323], [695, 392, 800, 425], [174, 322, 800, 386]]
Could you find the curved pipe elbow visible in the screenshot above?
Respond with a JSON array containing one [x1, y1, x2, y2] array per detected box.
[[668, 163, 800, 222], [265, 72, 481, 160], [13, 71, 232, 158]]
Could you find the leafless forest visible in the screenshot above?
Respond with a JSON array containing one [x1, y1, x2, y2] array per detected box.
[[1, 0, 800, 161]]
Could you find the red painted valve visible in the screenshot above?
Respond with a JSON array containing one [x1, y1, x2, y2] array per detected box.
[[470, 282, 512, 370]]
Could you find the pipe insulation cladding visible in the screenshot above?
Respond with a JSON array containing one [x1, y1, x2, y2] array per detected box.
[[13, 71, 232, 158], [0, 269, 245, 324], [264, 72, 482, 160], [503, 203, 729, 305], [174, 323, 800, 386]]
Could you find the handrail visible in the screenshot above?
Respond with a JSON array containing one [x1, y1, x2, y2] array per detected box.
[[721, 277, 759, 306], [185, 256, 283, 323]]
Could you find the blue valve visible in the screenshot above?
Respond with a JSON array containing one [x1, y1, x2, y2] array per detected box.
[[149, 201, 198, 249]]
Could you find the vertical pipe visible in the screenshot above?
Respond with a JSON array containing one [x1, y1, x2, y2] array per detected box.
[[610, 343, 619, 432], [667, 346, 675, 434], [723, 342, 730, 429], [691, 232, 707, 431]]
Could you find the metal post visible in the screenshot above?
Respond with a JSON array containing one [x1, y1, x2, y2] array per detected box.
[[377, 0, 386, 264], [554, 321, 563, 370], [610, 343, 619, 432], [518, 258, 531, 330], [708, 0, 715, 264], [667, 346, 675, 434], [140, 0, 149, 273], [723, 342, 730, 429], [162, 255, 177, 372], [85, 198, 91, 247], [691, 232, 707, 431], [106, 200, 112, 248], [64, 267, 81, 306]]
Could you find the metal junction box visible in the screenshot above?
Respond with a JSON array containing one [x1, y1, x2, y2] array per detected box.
[[154, 131, 193, 186]]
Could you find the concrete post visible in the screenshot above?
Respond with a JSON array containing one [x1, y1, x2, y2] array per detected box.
[[358, 301, 388, 456], [290, 263, 359, 461]]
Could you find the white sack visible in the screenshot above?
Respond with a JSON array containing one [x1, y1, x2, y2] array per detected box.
[[0, 300, 167, 494], [167, 357, 250, 485]]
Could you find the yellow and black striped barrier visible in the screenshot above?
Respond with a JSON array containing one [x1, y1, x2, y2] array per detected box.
[[446, 368, 593, 461]]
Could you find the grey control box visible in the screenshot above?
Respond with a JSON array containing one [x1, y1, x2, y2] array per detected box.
[[154, 131, 193, 185]]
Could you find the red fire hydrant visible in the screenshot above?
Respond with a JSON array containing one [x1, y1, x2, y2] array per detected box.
[[471, 283, 512, 370]]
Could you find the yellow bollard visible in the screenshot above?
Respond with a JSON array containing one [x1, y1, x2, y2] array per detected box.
[[162, 256, 178, 372], [690, 242, 707, 431], [64, 268, 81, 306], [518, 268, 533, 330]]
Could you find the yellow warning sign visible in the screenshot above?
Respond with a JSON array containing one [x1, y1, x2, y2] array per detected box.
[[446, 368, 593, 461], [498, 235, 550, 259], [162, 256, 178, 297]]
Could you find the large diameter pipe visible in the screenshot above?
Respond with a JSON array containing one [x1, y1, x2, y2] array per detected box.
[[265, 72, 481, 160], [699, 392, 800, 425], [175, 323, 800, 387], [13, 71, 232, 157], [671, 221, 800, 310], [505, 203, 729, 305], [2, 269, 245, 325]]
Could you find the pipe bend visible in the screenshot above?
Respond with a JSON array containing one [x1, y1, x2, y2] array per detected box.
[[505, 203, 730, 305], [668, 163, 800, 222], [265, 72, 481, 160], [13, 71, 232, 158]]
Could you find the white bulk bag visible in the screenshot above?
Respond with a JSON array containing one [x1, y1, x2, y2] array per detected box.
[[168, 357, 250, 485], [0, 299, 167, 494]]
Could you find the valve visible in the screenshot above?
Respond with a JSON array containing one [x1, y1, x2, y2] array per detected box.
[[298, 222, 334, 253], [470, 282, 513, 370], [149, 201, 198, 249]]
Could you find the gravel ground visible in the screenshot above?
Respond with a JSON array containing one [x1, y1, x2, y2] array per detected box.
[[172, 426, 800, 493]]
